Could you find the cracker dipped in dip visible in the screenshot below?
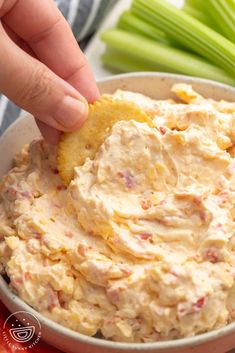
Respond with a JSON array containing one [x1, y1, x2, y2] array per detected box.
[[0, 83, 235, 343]]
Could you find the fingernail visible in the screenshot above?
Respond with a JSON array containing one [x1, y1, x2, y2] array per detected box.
[[55, 96, 87, 129]]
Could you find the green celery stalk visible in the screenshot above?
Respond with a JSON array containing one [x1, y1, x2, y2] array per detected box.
[[227, 0, 235, 10], [185, 0, 205, 9], [183, 3, 216, 28], [131, 0, 235, 76], [102, 48, 203, 74], [102, 49, 159, 73], [203, 0, 235, 42], [101, 29, 235, 86], [184, 0, 228, 35], [117, 11, 170, 45]]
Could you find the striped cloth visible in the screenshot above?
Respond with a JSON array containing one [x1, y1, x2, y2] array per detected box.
[[0, 0, 116, 135]]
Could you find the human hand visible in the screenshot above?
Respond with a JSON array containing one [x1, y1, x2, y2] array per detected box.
[[0, 0, 100, 144]]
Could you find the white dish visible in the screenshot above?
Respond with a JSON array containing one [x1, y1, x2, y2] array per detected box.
[[1, 73, 235, 353]]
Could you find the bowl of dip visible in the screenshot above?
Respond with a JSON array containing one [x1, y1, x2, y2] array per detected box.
[[0, 72, 235, 353]]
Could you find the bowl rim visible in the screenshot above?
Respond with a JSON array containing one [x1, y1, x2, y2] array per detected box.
[[1, 72, 235, 350]]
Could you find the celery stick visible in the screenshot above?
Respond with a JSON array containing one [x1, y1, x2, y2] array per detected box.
[[203, 0, 235, 42], [183, 3, 216, 28], [131, 0, 235, 76], [101, 29, 235, 86], [185, 0, 205, 9], [102, 48, 201, 74], [102, 47, 189, 73], [227, 0, 235, 10], [117, 11, 170, 45], [102, 49, 159, 73], [118, 11, 184, 50], [183, 0, 226, 35]]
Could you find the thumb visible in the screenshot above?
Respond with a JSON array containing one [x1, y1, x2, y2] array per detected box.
[[0, 25, 88, 133]]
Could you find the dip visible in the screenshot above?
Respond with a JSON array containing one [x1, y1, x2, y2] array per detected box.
[[0, 84, 235, 343]]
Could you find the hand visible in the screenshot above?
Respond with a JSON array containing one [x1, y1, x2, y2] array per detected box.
[[0, 0, 100, 144]]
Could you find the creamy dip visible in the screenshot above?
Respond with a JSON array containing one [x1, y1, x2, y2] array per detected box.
[[0, 84, 235, 343]]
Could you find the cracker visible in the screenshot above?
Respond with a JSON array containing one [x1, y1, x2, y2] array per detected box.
[[58, 97, 154, 185]]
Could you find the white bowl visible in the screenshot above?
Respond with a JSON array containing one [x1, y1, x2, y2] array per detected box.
[[1, 73, 235, 353]]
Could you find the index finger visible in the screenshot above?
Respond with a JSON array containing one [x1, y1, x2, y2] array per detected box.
[[3, 0, 100, 102]]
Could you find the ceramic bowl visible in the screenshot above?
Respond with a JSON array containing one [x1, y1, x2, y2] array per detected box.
[[1, 73, 235, 353]]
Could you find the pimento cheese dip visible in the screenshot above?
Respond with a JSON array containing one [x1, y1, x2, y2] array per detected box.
[[0, 84, 235, 343]]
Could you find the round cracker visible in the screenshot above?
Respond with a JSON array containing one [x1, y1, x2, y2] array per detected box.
[[58, 97, 154, 185]]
